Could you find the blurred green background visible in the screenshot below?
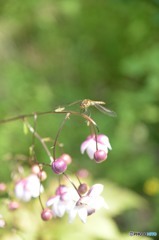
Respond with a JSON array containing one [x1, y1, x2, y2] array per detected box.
[[0, 0, 159, 239]]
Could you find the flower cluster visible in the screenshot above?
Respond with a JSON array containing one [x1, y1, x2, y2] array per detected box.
[[9, 133, 111, 223], [45, 183, 107, 223], [0, 100, 114, 225]]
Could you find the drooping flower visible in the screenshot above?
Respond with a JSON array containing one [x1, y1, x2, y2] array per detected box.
[[15, 174, 44, 202], [80, 134, 112, 160], [46, 185, 79, 218], [68, 184, 108, 223]]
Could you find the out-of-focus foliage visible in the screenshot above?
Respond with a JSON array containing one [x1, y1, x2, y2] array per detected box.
[[0, 0, 159, 239]]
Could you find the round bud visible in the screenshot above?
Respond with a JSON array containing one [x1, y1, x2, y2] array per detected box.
[[0, 183, 7, 192], [8, 201, 19, 211], [60, 153, 72, 165], [76, 169, 89, 179], [78, 183, 88, 195], [52, 158, 67, 174], [38, 171, 47, 181], [94, 150, 107, 163], [41, 208, 53, 221], [31, 164, 40, 174]]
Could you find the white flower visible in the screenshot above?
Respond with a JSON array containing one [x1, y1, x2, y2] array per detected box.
[[46, 185, 79, 218], [80, 134, 112, 159], [0, 214, 5, 228], [15, 174, 44, 202], [68, 184, 108, 223]]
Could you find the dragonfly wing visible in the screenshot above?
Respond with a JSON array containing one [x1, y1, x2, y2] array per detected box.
[[94, 103, 117, 117]]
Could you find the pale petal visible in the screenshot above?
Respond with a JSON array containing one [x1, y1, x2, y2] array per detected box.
[[88, 196, 108, 210], [97, 142, 109, 153], [22, 191, 32, 202], [80, 140, 90, 154], [15, 183, 24, 199], [68, 208, 78, 223], [46, 196, 59, 207], [85, 140, 96, 159], [56, 202, 66, 217], [97, 135, 112, 150], [78, 207, 88, 223], [88, 184, 104, 197], [86, 147, 95, 159]]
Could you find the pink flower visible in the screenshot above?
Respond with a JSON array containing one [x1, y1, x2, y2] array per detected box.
[[68, 184, 108, 223], [80, 134, 112, 159], [46, 185, 79, 218], [15, 174, 44, 202]]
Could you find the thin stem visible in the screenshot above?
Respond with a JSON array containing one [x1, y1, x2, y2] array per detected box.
[[75, 174, 82, 185], [38, 188, 44, 210], [25, 121, 54, 164], [63, 172, 81, 197], [53, 113, 70, 160], [32, 113, 37, 151], [0, 110, 98, 132]]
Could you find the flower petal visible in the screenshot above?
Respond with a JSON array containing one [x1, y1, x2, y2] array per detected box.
[[46, 196, 59, 207], [80, 140, 90, 154], [88, 184, 104, 197], [68, 207, 78, 223], [78, 207, 88, 223], [56, 202, 66, 217]]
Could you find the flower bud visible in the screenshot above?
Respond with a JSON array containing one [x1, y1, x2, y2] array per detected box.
[[38, 171, 47, 181], [8, 201, 19, 211], [78, 183, 88, 195], [52, 158, 67, 174], [0, 183, 7, 192], [31, 164, 41, 174], [60, 153, 72, 165], [76, 169, 89, 178], [41, 208, 53, 221], [94, 150, 107, 163]]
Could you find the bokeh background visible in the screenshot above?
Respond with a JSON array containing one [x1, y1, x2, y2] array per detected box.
[[0, 0, 159, 239]]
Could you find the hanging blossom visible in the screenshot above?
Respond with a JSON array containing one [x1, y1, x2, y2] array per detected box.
[[46, 184, 108, 223], [15, 174, 44, 202], [46, 185, 79, 218], [80, 134, 112, 160], [68, 184, 108, 223]]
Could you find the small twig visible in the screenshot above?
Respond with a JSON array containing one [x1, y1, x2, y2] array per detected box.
[[63, 172, 81, 197], [53, 113, 71, 160], [25, 121, 54, 164]]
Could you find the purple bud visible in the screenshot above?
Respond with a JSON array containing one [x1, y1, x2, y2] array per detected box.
[[52, 158, 67, 174], [78, 183, 88, 195], [41, 208, 53, 221], [94, 150, 107, 163]]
